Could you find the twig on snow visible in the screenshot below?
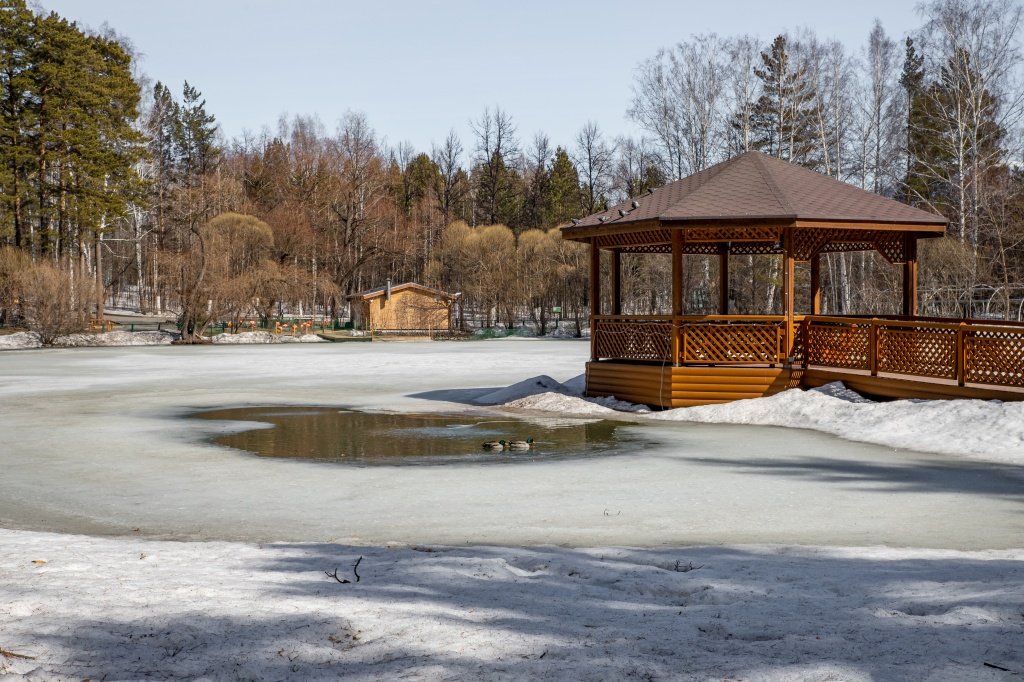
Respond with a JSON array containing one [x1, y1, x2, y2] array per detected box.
[[0, 648, 35, 660], [325, 556, 363, 584], [673, 560, 704, 573], [983, 662, 1018, 674]]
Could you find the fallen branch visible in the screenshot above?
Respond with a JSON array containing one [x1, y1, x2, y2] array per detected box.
[[325, 556, 363, 584], [983, 662, 1018, 674], [673, 560, 704, 573], [0, 648, 35, 660]]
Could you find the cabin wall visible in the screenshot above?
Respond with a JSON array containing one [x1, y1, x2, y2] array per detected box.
[[366, 290, 449, 331]]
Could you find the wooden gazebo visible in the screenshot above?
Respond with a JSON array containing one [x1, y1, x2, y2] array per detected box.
[[561, 151, 1024, 407]]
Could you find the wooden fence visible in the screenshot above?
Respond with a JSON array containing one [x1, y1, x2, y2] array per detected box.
[[591, 314, 1024, 389]]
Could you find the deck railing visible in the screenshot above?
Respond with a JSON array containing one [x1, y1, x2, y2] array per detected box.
[[803, 316, 1024, 388], [591, 314, 1024, 389], [591, 315, 795, 366]]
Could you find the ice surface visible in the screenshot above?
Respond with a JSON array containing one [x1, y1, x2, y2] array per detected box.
[[1, 339, 1023, 679], [1, 340, 1022, 549]]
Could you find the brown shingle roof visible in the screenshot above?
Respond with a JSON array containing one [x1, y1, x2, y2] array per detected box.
[[562, 151, 947, 238], [347, 282, 454, 301]]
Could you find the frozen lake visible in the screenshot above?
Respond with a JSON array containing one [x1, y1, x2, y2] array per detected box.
[[1, 339, 1022, 549]]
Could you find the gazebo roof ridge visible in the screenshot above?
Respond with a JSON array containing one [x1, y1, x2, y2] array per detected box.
[[562, 150, 947, 239]]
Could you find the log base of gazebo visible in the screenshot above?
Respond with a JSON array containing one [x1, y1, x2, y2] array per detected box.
[[586, 361, 800, 408], [586, 360, 1024, 408]]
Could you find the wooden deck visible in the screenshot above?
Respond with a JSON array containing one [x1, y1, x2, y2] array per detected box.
[[586, 314, 1024, 407]]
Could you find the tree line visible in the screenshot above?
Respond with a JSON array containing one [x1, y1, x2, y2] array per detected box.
[[2, 0, 1024, 340]]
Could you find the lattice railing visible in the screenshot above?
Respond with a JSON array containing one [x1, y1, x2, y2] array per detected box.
[[592, 314, 1024, 389], [965, 327, 1024, 387], [878, 326, 956, 379], [592, 317, 673, 362], [805, 321, 870, 369], [681, 323, 783, 364], [804, 316, 1024, 389], [592, 316, 793, 365]]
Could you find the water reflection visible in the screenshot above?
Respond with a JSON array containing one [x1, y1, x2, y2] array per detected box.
[[192, 406, 622, 465]]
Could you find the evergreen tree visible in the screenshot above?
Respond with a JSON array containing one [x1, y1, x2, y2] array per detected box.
[[749, 35, 816, 164], [543, 148, 581, 226], [178, 81, 220, 184], [900, 37, 930, 206], [0, 1, 36, 248]]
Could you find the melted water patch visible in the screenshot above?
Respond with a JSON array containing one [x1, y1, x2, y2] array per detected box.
[[193, 406, 623, 465]]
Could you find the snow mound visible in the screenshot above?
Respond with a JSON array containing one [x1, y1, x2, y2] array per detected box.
[[52, 330, 179, 347], [0, 331, 42, 350], [649, 386, 1024, 463], [561, 373, 586, 395], [504, 391, 622, 415], [474, 375, 570, 404], [810, 381, 874, 403], [504, 389, 651, 415], [211, 331, 324, 344]]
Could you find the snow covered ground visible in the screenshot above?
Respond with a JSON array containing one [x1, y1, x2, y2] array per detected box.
[[1, 339, 1023, 679], [0, 329, 327, 349], [3, 530, 1022, 681]]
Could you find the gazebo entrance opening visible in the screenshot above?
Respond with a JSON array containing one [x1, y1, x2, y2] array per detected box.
[[562, 152, 1024, 407]]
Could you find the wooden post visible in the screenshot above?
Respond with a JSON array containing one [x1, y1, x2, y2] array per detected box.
[[610, 248, 621, 316], [671, 229, 684, 316], [589, 241, 601, 361], [718, 243, 730, 315], [589, 241, 601, 317], [868, 319, 879, 376], [671, 230, 684, 365], [801, 318, 811, 369], [956, 322, 967, 387], [810, 253, 821, 315], [782, 229, 795, 359], [902, 235, 918, 318]]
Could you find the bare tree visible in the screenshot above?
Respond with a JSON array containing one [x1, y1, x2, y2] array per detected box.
[[629, 34, 729, 178], [612, 136, 662, 201], [725, 35, 763, 155], [431, 129, 466, 226], [573, 122, 615, 214]]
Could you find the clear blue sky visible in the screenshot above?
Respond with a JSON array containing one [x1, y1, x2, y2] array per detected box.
[[42, 0, 924, 155]]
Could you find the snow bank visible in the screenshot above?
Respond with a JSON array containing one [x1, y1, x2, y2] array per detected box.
[[210, 331, 324, 344], [2, 529, 1021, 681], [648, 383, 1024, 464], [0, 331, 41, 350], [506, 391, 651, 415], [480, 374, 650, 414], [473, 374, 570, 404], [52, 330, 180, 347]]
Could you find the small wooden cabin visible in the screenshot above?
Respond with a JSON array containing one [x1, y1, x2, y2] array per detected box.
[[560, 151, 1024, 406], [348, 281, 453, 333]]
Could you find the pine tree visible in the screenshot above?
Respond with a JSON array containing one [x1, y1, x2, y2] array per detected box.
[[177, 81, 220, 185], [0, 0, 36, 249], [900, 37, 931, 206], [543, 148, 581, 227], [749, 35, 816, 164]]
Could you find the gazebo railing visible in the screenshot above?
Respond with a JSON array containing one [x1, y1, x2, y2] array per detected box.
[[591, 315, 794, 366], [591, 314, 1024, 389], [803, 316, 1024, 388]]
